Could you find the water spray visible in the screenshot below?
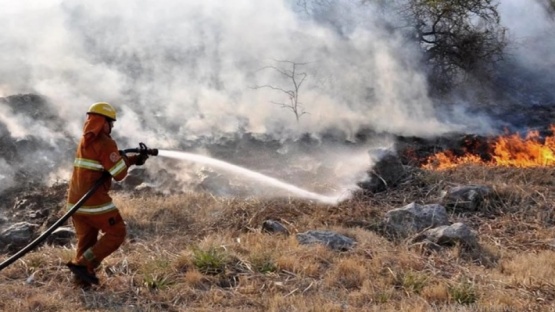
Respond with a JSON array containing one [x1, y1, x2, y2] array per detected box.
[[0, 143, 346, 271], [156, 150, 345, 205], [122, 146, 342, 204]]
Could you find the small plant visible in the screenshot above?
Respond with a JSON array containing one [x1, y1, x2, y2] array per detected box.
[[24, 254, 47, 271], [250, 253, 277, 274], [191, 246, 229, 275], [143, 273, 172, 290], [401, 271, 428, 294], [390, 269, 429, 294], [374, 291, 392, 303], [449, 279, 478, 304]]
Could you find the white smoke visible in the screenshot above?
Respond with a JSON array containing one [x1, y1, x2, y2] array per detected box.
[[0, 98, 66, 143], [0, 0, 457, 142], [0, 0, 553, 197], [0, 158, 15, 193], [499, 0, 555, 70]]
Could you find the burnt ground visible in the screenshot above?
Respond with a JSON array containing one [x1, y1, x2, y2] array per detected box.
[[0, 181, 67, 232]]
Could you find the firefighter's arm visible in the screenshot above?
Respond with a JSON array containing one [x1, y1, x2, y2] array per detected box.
[[99, 140, 131, 181]]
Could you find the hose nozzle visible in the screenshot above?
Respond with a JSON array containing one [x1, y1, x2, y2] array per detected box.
[[121, 142, 158, 156], [139, 142, 159, 156]]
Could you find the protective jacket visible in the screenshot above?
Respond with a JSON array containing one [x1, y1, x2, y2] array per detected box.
[[67, 114, 136, 214]]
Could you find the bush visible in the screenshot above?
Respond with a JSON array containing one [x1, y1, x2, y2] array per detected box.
[[191, 246, 229, 275]]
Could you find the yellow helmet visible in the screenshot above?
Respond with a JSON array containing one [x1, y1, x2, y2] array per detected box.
[[87, 102, 117, 120]]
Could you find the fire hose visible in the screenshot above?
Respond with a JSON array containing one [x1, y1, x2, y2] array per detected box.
[[0, 143, 158, 271]]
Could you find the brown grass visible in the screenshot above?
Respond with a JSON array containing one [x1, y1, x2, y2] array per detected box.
[[1, 165, 555, 311]]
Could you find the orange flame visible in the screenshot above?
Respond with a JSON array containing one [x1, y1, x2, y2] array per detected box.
[[424, 126, 555, 170]]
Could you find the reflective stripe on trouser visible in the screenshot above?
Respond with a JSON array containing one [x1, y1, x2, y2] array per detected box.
[[68, 202, 117, 215], [72, 209, 126, 271]]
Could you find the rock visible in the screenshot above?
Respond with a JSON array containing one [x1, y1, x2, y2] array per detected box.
[[441, 185, 492, 211], [47, 226, 75, 246], [358, 148, 405, 193], [383, 202, 450, 238], [262, 220, 289, 235], [296, 230, 356, 251], [0, 222, 39, 251], [413, 222, 478, 247]]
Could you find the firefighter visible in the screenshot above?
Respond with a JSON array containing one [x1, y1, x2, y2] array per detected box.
[[66, 102, 148, 285]]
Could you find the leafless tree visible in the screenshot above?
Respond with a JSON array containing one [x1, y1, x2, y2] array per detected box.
[[253, 60, 309, 123]]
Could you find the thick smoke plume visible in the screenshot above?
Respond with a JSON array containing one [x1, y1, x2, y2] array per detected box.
[[1, 0, 453, 140], [0, 0, 553, 197]]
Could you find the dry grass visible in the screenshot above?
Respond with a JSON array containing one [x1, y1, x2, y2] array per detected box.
[[1, 165, 555, 311]]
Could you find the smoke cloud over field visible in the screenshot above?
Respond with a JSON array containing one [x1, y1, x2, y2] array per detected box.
[[0, 0, 455, 141], [0, 0, 553, 197], [500, 0, 555, 70]]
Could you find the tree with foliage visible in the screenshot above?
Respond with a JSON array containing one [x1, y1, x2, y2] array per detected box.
[[297, 0, 508, 93], [398, 0, 507, 93]]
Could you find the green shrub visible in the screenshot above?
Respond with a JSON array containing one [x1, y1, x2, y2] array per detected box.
[[192, 246, 229, 275], [143, 273, 172, 290], [401, 271, 428, 294], [449, 279, 478, 304]]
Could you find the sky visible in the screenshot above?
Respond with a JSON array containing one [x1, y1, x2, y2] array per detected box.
[[0, 0, 553, 196]]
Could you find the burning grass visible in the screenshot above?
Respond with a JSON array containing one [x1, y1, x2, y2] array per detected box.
[[1, 164, 555, 311], [423, 125, 555, 170]]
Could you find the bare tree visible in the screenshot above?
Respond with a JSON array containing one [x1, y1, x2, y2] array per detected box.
[[253, 60, 309, 122]]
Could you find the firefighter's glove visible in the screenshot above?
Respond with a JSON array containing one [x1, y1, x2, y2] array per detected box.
[[135, 153, 149, 166]]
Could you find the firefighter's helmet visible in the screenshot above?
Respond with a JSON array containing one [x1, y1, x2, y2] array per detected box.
[[87, 102, 117, 121]]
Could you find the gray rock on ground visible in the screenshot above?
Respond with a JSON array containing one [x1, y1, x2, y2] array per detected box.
[[383, 202, 450, 238], [358, 148, 406, 193], [46, 226, 75, 246], [412, 222, 478, 247], [296, 230, 356, 251], [262, 220, 289, 235], [441, 185, 492, 211], [0, 222, 39, 251]]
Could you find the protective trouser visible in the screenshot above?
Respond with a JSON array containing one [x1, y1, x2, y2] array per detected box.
[[71, 209, 126, 273]]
